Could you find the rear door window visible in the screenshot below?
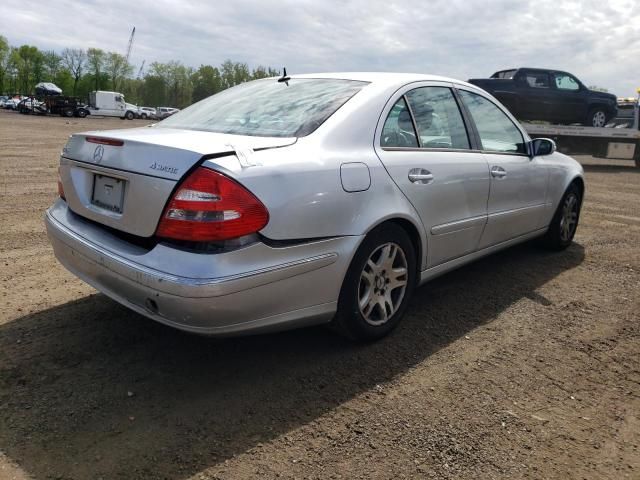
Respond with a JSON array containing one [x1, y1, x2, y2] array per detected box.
[[381, 97, 419, 148], [523, 72, 550, 89], [405, 87, 470, 149]]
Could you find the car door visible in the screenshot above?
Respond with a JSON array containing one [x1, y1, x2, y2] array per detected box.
[[551, 72, 588, 123], [456, 88, 549, 248], [375, 83, 491, 267], [514, 70, 554, 121]]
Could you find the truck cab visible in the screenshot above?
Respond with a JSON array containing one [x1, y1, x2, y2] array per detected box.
[[88, 91, 137, 120]]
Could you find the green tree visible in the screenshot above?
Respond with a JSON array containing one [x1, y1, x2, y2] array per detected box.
[[10, 45, 43, 93], [105, 52, 132, 91], [232, 62, 250, 86], [42, 50, 62, 81], [54, 68, 74, 96], [141, 73, 166, 107], [147, 61, 193, 108], [251, 66, 280, 80], [61, 48, 86, 95], [191, 65, 222, 102], [220, 59, 236, 89], [0, 36, 10, 92], [86, 48, 106, 90]]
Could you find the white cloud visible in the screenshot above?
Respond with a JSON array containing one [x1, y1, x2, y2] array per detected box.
[[3, 0, 639, 95]]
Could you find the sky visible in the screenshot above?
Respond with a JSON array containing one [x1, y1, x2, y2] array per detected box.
[[3, 0, 640, 96]]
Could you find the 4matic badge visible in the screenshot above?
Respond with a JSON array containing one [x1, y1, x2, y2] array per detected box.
[[149, 162, 178, 175]]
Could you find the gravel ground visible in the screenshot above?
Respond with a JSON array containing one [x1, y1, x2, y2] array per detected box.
[[0, 110, 638, 480]]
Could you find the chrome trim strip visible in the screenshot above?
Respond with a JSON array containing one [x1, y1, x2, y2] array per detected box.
[[431, 215, 487, 235], [381, 146, 482, 153], [487, 203, 545, 220]]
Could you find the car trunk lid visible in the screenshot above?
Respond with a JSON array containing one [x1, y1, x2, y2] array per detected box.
[[59, 127, 295, 237]]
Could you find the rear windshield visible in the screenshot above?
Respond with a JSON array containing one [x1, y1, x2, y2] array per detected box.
[[158, 78, 367, 137]]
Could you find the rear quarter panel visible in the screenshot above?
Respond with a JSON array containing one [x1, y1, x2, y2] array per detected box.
[[203, 138, 424, 240]]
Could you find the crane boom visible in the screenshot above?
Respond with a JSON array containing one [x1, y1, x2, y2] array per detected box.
[[125, 27, 135, 64], [137, 60, 145, 79]]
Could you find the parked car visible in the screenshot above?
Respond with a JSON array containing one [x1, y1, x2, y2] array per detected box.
[[469, 68, 618, 127], [46, 73, 584, 340], [17, 97, 46, 114], [35, 82, 63, 96], [3, 96, 23, 110], [138, 106, 157, 119], [156, 106, 180, 119]]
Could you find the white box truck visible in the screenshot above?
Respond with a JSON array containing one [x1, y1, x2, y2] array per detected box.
[[88, 91, 139, 120]]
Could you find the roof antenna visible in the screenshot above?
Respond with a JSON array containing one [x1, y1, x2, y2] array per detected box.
[[277, 67, 290, 85]]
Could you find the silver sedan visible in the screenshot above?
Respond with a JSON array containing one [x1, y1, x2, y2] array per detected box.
[[45, 73, 584, 340]]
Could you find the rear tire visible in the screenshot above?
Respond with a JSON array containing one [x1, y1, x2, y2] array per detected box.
[[541, 183, 582, 250], [332, 223, 416, 341], [63, 108, 74, 118], [76, 109, 87, 118]]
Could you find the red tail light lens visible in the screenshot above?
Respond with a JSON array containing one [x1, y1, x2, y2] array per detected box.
[[156, 167, 269, 242]]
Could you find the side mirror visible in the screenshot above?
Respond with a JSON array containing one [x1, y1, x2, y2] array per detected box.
[[530, 138, 556, 157]]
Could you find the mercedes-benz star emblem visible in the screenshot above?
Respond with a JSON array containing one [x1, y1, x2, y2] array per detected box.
[[93, 145, 104, 164]]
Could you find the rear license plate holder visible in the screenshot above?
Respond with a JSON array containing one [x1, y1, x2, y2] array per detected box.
[[91, 174, 125, 213]]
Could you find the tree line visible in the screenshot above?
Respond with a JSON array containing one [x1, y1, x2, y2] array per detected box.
[[0, 35, 280, 108]]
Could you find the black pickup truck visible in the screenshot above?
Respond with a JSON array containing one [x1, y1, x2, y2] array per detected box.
[[469, 68, 618, 127]]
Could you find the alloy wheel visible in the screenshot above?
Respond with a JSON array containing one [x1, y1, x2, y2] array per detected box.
[[559, 193, 579, 242], [358, 242, 408, 326], [592, 110, 606, 127]]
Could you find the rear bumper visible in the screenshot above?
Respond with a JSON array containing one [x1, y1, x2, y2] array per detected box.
[[45, 199, 361, 335]]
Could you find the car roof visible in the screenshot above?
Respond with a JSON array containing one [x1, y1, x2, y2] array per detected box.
[[288, 72, 476, 89], [513, 67, 577, 76]]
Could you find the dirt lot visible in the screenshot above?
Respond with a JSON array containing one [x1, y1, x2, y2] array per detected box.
[[0, 110, 638, 480]]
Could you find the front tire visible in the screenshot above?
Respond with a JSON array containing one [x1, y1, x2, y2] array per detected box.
[[125, 111, 134, 120], [586, 108, 608, 127], [541, 183, 582, 250], [332, 223, 416, 341]]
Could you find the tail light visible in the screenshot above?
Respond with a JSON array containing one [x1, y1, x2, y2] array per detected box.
[[156, 167, 269, 242], [57, 166, 66, 200]]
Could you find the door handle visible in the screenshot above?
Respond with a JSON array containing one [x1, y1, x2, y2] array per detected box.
[[491, 166, 507, 179], [408, 168, 434, 184]]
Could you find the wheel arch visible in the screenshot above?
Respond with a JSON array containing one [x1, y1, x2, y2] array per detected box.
[[587, 103, 615, 118], [360, 215, 426, 277], [569, 175, 585, 207]]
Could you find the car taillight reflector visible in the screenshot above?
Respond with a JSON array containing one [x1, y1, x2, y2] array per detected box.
[[57, 166, 66, 200], [156, 167, 269, 242], [86, 136, 124, 146]]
